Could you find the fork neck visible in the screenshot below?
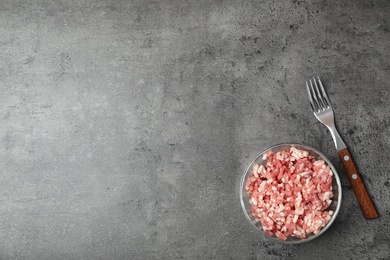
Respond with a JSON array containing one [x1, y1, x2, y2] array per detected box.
[[326, 123, 347, 151]]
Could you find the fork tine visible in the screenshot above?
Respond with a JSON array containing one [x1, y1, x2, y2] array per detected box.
[[309, 79, 320, 111], [312, 77, 325, 109], [306, 81, 316, 111], [317, 77, 331, 108]]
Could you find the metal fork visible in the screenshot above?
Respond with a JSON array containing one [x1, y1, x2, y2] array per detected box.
[[306, 77, 378, 219]]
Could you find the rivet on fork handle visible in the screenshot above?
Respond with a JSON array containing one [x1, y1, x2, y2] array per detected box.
[[337, 148, 379, 219]]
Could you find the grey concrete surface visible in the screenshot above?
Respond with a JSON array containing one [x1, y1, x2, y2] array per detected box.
[[1, 0, 390, 259]]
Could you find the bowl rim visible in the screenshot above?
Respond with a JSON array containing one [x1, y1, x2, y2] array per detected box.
[[239, 142, 342, 244]]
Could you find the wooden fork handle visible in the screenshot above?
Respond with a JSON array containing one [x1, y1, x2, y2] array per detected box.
[[338, 148, 379, 219]]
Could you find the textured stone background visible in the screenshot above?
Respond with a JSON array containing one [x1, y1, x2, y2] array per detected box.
[[1, 0, 389, 259]]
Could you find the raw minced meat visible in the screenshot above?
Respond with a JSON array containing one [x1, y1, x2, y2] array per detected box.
[[246, 147, 334, 240]]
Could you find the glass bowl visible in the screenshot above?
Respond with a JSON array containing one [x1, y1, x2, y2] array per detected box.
[[240, 143, 342, 244]]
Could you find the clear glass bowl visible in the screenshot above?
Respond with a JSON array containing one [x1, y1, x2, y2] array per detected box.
[[240, 143, 342, 244]]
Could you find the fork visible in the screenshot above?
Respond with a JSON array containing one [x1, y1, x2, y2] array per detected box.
[[306, 77, 378, 219]]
